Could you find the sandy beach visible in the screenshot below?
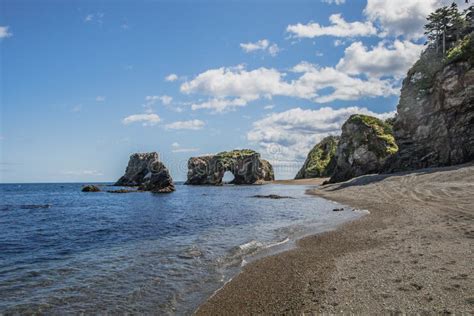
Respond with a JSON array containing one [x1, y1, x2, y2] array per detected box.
[[196, 163, 474, 314]]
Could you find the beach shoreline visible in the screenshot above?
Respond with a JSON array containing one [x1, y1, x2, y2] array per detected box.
[[196, 163, 474, 314]]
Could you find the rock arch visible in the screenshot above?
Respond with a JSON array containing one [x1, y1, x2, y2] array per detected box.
[[185, 149, 274, 185]]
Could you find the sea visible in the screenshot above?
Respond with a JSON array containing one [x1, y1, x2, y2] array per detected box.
[[0, 182, 361, 314]]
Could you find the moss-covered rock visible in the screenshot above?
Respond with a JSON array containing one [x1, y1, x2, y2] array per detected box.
[[295, 136, 339, 179], [185, 149, 274, 185], [329, 114, 398, 183]]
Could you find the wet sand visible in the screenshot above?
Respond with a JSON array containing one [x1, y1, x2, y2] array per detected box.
[[196, 163, 474, 314]]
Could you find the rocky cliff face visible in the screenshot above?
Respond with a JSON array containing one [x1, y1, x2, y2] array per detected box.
[[295, 136, 339, 179], [115, 152, 175, 193], [389, 39, 474, 171], [185, 149, 274, 185], [329, 115, 398, 183]]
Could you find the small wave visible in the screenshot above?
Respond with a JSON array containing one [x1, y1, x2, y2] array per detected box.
[[264, 237, 290, 249], [1, 204, 51, 211], [353, 209, 370, 214]]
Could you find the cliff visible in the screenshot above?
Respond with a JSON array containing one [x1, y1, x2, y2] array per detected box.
[[389, 35, 474, 171], [329, 114, 398, 183], [115, 152, 175, 193], [295, 136, 339, 179], [185, 149, 274, 185]]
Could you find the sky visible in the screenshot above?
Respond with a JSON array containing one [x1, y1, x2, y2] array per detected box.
[[0, 0, 469, 183]]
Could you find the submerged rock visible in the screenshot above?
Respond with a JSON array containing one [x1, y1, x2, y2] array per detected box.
[[252, 194, 294, 199], [82, 185, 101, 192], [115, 152, 175, 193], [329, 114, 398, 183], [388, 39, 474, 171], [295, 136, 339, 179], [185, 149, 274, 185]]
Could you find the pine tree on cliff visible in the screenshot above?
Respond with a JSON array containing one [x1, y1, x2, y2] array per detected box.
[[424, 3, 465, 55]]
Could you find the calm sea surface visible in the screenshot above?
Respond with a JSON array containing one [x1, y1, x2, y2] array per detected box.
[[0, 182, 360, 314]]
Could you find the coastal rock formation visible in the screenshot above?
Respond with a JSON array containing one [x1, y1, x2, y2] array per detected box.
[[295, 136, 339, 179], [185, 149, 274, 185], [329, 114, 398, 183], [115, 152, 175, 193], [82, 184, 100, 192], [389, 37, 474, 171]]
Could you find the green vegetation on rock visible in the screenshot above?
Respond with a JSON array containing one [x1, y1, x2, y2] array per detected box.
[[446, 34, 474, 64], [295, 136, 339, 179], [349, 114, 398, 157]]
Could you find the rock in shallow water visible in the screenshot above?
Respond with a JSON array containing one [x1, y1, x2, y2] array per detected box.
[[82, 185, 101, 192], [185, 149, 274, 185], [114, 152, 175, 193]]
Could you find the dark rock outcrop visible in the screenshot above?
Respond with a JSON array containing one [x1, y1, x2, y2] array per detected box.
[[185, 149, 274, 185], [295, 136, 339, 179], [388, 38, 474, 171], [82, 184, 101, 192], [329, 114, 398, 183], [115, 152, 175, 193]]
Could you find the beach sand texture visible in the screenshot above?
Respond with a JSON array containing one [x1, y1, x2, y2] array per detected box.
[[196, 163, 474, 314]]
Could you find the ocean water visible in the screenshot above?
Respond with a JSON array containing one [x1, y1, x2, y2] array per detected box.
[[0, 183, 361, 314]]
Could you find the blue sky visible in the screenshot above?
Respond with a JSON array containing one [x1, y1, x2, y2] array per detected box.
[[0, 0, 468, 182]]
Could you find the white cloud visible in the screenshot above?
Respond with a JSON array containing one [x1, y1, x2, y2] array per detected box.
[[364, 0, 468, 40], [159, 95, 173, 105], [145, 95, 173, 106], [0, 26, 13, 39], [180, 63, 398, 108], [240, 39, 280, 56], [96, 96, 106, 102], [165, 119, 205, 130], [336, 40, 424, 79], [264, 105, 275, 110], [191, 97, 250, 113], [286, 14, 377, 39], [84, 13, 104, 24], [165, 73, 178, 82], [172, 142, 180, 147], [334, 39, 345, 47], [122, 113, 161, 126], [322, 0, 346, 4], [247, 106, 395, 162]]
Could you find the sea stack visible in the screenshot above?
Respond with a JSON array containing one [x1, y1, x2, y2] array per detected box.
[[295, 136, 339, 179], [328, 114, 398, 183], [115, 152, 175, 193], [185, 149, 274, 185]]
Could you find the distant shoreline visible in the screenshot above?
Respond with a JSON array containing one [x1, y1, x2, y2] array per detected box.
[[196, 163, 474, 314]]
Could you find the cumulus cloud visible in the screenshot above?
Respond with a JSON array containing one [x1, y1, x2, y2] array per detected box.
[[122, 113, 161, 126], [247, 106, 395, 162], [165, 73, 178, 82], [180, 63, 398, 110], [286, 14, 377, 38], [240, 39, 280, 56], [0, 26, 13, 39], [336, 40, 424, 79], [165, 119, 205, 130], [364, 0, 467, 40], [264, 105, 275, 110]]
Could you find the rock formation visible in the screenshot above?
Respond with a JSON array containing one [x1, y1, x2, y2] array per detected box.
[[82, 184, 100, 192], [185, 149, 274, 185], [115, 152, 175, 193], [329, 114, 398, 183], [388, 36, 474, 171], [295, 136, 339, 179]]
